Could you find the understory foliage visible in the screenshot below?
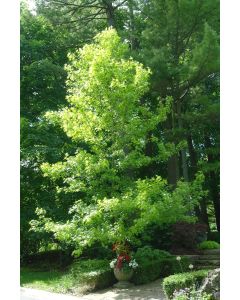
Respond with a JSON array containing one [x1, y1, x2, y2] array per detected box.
[[30, 28, 206, 256]]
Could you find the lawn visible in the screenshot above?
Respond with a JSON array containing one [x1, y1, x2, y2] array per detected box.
[[20, 259, 115, 295], [20, 267, 81, 294]]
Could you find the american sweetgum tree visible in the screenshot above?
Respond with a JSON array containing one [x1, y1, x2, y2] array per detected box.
[[31, 28, 206, 256]]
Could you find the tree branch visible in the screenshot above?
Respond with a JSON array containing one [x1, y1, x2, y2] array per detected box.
[[52, 0, 103, 9], [113, 0, 128, 10], [55, 8, 106, 25]]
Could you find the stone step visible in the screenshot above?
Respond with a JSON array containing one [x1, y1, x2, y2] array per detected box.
[[196, 265, 219, 271], [195, 265, 216, 270], [196, 260, 220, 266], [197, 255, 220, 260], [183, 255, 201, 260], [201, 249, 220, 255]]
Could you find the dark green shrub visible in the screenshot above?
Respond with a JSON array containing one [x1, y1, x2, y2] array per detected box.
[[159, 257, 191, 278], [198, 241, 220, 250], [131, 247, 191, 285], [207, 231, 220, 243], [163, 270, 209, 299], [134, 246, 172, 261]]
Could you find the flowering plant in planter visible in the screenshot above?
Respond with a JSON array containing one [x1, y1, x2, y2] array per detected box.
[[110, 255, 138, 271], [110, 241, 138, 284]]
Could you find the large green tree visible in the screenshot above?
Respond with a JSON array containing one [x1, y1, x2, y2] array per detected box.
[[30, 29, 206, 256], [139, 0, 220, 230], [20, 2, 80, 257]]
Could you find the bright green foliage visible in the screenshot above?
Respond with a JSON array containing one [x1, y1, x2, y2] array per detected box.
[[163, 269, 209, 299], [35, 172, 204, 256], [31, 29, 207, 256], [197, 240, 220, 250]]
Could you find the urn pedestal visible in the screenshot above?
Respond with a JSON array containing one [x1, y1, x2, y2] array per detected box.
[[113, 267, 134, 289]]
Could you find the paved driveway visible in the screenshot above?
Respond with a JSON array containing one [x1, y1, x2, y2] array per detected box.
[[21, 279, 167, 300], [21, 288, 83, 300]]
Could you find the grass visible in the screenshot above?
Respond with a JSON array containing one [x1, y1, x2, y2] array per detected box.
[[20, 259, 116, 295], [20, 267, 82, 294]]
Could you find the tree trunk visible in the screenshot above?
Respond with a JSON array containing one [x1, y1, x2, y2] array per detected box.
[[204, 136, 220, 232], [167, 154, 179, 186], [188, 135, 210, 230], [176, 100, 189, 182], [128, 0, 138, 50], [104, 1, 116, 27]]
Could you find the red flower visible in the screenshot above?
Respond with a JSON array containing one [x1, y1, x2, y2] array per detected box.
[[115, 254, 131, 269], [116, 255, 124, 269], [125, 254, 131, 262]]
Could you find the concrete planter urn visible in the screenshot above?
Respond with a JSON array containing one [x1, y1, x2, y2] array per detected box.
[[113, 267, 134, 288], [114, 267, 134, 281]]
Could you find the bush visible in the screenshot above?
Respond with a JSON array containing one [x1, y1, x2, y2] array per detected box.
[[163, 270, 209, 299], [207, 231, 220, 243], [134, 246, 172, 261], [131, 247, 191, 285], [69, 259, 116, 290], [197, 241, 220, 250], [171, 222, 208, 251]]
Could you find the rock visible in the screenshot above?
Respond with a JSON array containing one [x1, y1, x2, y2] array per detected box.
[[198, 268, 220, 299]]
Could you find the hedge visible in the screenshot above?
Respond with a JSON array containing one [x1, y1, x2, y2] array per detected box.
[[163, 269, 209, 299]]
